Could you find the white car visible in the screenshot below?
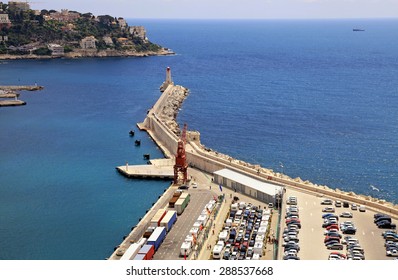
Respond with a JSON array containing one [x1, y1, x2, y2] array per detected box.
[[386, 249, 398, 257], [340, 212, 353, 218], [322, 207, 335, 213], [191, 182, 198, 188]]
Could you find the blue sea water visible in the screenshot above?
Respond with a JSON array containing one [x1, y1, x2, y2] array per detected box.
[[1, 19, 398, 259]]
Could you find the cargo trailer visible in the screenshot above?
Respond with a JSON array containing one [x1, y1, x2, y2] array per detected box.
[[120, 243, 142, 260], [150, 209, 166, 227], [147, 226, 166, 251], [160, 210, 177, 232], [138, 244, 155, 260]]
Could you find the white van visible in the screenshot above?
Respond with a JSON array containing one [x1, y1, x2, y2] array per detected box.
[[212, 244, 223, 260], [359, 205, 366, 212]]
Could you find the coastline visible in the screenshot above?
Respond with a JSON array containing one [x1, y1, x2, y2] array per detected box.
[[0, 48, 175, 60]]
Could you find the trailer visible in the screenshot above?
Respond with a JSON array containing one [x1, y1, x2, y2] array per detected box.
[[150, 209, 166, 227], [175, 194, 190, 215], [138, 244, 155, 260], [147, 226, 166, 251], [120, 243, 142, 260], [160, 210, 177, 232], [168, 195, 180, 208], [133, 254, 145, 260]]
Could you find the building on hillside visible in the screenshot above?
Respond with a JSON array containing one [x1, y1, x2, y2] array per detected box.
[[117, 17, 127, 30], [8, 1, 30, 11], [103, 36, 114, 46], [48, 9, 81, 22], [213, 168, 284, 206], [48, 44, 65, 56], [129, 26, 147, 41], [0, 35, 8, 42], [0, 12, 11, 28], [80, 36, 97, 49]]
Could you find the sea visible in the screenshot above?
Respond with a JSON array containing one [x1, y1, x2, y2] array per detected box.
[[1, 19, 397, 260]]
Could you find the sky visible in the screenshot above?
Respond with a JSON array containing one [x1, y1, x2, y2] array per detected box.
[[11, 0, 398, 19]]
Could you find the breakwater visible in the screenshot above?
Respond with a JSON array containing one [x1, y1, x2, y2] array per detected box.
[[0, 85, 43, 107], [135, 79, 398, 217]]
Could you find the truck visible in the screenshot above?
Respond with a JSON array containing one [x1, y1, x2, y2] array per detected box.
[[253, 242, 263, 256], [196, 214, 208, 226], [180, 241, 192, 257], [147, 226, 166, 251], [120, 242, 142, 260], [143, 226, 156, 238], [160, 210, 177, 232], [175, 193, 190, 215], [168, 196, 180, 208], [150, 209, 166, 227], [137, 244, 155, 260]]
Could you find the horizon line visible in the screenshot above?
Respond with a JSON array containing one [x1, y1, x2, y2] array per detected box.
[[126, 16, 398, 21]]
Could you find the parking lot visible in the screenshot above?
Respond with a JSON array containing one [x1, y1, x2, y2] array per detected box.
[[279, 188, 394, 260]]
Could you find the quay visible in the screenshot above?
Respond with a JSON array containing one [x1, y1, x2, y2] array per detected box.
[[111, 67, 398, 260], [116, 159, 174, 179]]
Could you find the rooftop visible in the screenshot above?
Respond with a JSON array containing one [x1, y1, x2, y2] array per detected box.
[[214, 168, 284, 196]]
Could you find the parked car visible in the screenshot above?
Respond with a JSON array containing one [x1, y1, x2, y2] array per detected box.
[[322, 207, 335, 213], [321, 199, 333, 205], [335, 201, 342, 207], [340, 212, 353, 218], [342, 227, 357, 234], [386, 249, 398, 257], [343, 201, 349, 208], [327, 243, 344, 250], [351, 204, 358, 210]]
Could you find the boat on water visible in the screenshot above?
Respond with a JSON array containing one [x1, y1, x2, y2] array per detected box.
[[353, 28, 365, 31]]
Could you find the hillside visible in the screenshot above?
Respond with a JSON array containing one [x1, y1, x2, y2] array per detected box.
[[0, 3, 172, 58]]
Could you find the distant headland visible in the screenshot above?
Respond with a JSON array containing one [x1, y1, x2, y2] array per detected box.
[[0, 1, 174, 59]]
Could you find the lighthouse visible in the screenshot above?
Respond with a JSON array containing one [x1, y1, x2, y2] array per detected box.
[[160, 66, 174, 92]]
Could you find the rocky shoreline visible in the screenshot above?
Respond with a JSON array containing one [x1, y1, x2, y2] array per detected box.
[[0, 48, 174, 60]]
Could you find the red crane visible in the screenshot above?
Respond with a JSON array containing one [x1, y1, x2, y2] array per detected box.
[[173, 124, 188, 185]]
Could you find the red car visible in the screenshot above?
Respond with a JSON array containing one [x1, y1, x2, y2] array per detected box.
[[326, 224, 339, 231], [324, 236, 340, 243]]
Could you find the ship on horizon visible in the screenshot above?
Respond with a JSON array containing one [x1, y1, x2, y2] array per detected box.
[[353, 28, 365, 31]]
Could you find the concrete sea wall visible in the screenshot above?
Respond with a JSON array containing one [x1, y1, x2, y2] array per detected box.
[[139, 83, 398, 218]]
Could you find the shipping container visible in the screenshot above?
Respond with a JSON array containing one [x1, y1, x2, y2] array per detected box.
[[150, 209, 166, 227], [147, 226, 166, 251], [120, 243, 142, 260], [160, 210, 177, 232], [138, 244, 155, 260]]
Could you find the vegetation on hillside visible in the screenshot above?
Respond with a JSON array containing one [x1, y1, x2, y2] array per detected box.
[[0, 3, 162, 55]]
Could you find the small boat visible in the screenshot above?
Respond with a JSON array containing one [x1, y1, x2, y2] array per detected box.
[[135, 139, 141, 146], [143, 154, 150, 160], [353, 28, 365, 31], [129, 130, 135, 136]]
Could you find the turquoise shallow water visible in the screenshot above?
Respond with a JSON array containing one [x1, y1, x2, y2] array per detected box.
[[1, 19, 398, 259]]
